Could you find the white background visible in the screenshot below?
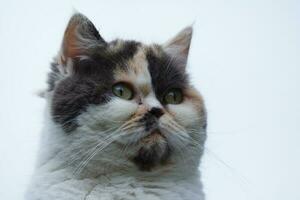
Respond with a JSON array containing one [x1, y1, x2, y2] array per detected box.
[[0, 0, 299, 199]]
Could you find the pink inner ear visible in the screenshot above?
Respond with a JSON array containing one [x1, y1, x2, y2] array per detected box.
[[61, 21, 81, 65]]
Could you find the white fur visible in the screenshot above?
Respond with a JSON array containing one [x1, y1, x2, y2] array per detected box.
[[144, 93, 163, 108], [26, 91, 205, 200], [168, 102, 200, 127]]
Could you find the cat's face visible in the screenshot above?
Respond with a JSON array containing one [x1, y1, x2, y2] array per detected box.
[[47, 14, 206, 172]]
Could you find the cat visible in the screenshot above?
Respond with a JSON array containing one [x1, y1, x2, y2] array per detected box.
[[26, 13, 207, 200]]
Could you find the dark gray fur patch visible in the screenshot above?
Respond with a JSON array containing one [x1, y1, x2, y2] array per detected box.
[[47, 62, 61, 92], [50, 40, 140, 132], [145, 46, 189, 103]]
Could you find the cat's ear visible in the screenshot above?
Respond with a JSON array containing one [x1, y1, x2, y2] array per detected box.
[[57, 13, 106, 74], [163, 26, 193, 69]]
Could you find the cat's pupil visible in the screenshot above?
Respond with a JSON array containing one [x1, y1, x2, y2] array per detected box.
[[172, 93, 176, 101], [168, 93, 174, 101], [173, 93, 178, 102], [118, 88, 123, 96]]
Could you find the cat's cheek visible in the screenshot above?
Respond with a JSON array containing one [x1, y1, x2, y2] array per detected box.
[[99, 97, 139, 121], [167, 101, 201, 127], [78, 97, 138, 127]]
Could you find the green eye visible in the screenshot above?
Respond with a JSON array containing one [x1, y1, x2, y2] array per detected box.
[[112, 83, 134, 100], [164, 88, 183, 104]]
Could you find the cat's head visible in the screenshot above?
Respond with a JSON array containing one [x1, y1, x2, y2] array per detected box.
[[46, 13, 206, 172]]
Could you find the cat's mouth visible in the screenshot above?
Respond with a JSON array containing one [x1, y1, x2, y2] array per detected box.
[[141, 130, 165, 145], [132, 129, 170, 171]]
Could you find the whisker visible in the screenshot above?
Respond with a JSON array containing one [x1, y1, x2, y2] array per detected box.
[[159, 123, 189, 164], [73, 130, 123, 175], [204, 147, 251, 188], [72, 125, 126, 175], [72, 118, 144, 175], [65, 126, 119, 166]]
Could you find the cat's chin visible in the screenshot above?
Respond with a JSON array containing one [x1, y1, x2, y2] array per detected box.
[[132, 130, 171, 171]]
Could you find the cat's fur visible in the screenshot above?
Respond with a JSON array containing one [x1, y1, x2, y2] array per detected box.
[[26, 13, 207, 200]]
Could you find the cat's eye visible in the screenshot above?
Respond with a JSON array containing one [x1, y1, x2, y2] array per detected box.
[[164, 88, 183, 104], [112, 82, 134, 100]]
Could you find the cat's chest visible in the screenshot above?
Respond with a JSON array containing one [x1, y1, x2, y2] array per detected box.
[[48, 179, 177, 200], [30, 174, 201, 200]]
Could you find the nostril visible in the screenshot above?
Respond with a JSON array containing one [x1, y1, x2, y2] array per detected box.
[[149, 107, 164, 118]]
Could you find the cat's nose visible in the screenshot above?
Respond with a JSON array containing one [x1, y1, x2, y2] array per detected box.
[[149, 107, 164, 118]]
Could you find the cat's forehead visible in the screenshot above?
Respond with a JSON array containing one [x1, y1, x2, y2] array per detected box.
[[105, 40, 188, 97], [112, 44, 152, 94]]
